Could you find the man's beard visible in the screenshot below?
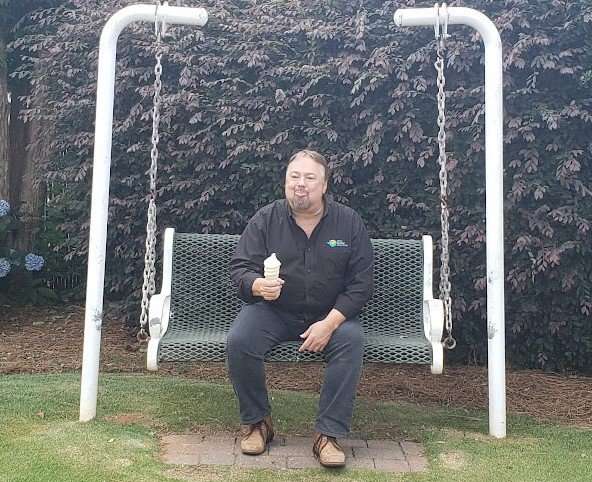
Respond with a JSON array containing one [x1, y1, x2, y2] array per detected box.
[[291, 195, 311, 210]]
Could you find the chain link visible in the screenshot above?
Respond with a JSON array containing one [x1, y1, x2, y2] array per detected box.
[[139, 2, 165, 342], [434, 4, 456, 350]]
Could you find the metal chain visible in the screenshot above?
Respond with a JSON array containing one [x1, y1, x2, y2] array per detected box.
[[434, 4, 456, 350], [138, 1, 165, 342]]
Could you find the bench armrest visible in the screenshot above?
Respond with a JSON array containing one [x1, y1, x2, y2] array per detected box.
[[422, 235, 444, 374], [424, 299, 444, 374], [146, 228, 175, 371], [423, 299, 444, 341]]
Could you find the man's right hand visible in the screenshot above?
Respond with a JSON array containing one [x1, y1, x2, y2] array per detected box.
[[252, 277, 284, 301]]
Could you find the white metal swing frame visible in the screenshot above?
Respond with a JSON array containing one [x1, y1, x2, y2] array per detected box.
[[79, 3, 507, 439]]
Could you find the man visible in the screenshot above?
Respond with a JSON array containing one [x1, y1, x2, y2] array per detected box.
[[227, 149, 374, 468]]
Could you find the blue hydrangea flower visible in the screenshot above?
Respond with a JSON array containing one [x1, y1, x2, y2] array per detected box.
[[0, 199, 9, 217], [25, 253, 45, 272], [0, 258, 10, 278]]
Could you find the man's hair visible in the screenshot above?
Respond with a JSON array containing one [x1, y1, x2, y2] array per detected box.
[[287, 149, 331, 181]]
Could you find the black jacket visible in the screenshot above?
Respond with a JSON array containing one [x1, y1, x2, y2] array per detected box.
[[230, 198, 374, 321]]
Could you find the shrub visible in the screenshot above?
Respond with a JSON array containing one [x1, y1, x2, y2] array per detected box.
[[0, 199, 58, 304]]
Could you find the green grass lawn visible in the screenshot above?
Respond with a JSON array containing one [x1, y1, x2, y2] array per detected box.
[[0, 373, 590, 481]]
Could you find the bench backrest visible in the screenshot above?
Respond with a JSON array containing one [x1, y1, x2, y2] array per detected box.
[[169, 233, 425, 337]]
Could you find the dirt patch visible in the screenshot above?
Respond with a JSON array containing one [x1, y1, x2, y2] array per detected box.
[[2, 304, 592, 429], [439, 450, 467, 470], [104, 413, 151, 426], [442, 428, 543, 445], [442, 429, 500, 443]]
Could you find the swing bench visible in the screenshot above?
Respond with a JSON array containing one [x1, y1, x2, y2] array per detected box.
[[139, 2, 456, 377], [146, 228, 445, 374]]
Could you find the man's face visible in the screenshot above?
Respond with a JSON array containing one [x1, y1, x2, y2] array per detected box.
[[285, 155, 327, 212]]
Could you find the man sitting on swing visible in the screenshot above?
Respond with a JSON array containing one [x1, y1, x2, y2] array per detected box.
[[227, 149, 374, 468]]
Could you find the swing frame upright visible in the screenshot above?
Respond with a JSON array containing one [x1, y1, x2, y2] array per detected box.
[[79, 3, 507, 439]]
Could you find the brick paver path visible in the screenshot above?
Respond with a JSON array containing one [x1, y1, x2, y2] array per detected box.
[[161, 433, 428, 473]]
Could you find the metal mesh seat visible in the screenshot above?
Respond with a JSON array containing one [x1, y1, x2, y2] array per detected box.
[[154, 232, 433, 365]]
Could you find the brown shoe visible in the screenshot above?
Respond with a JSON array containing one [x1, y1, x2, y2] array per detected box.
[[313, 432, 346, 467], [240, 415, 274, 455]]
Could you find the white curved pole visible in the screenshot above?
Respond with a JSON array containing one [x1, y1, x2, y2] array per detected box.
[[394, 7, 507, 438], [80, 4, 208, 422]]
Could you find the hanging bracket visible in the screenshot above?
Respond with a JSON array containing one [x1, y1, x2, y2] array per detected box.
[[155, 1, 169, 38], [434, 3, 450, 46]]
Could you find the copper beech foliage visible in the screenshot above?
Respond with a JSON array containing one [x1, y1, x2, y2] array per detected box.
[[10, 0, 592, 372]]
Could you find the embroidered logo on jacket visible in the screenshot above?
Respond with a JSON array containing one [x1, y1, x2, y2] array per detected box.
[[326, 239, 349, 248]]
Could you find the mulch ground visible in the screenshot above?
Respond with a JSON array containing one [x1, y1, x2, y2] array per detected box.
[[1, 304, 591, 429]]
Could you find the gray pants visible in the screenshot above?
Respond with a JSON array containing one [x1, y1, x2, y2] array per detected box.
[[226, 302, 364, 437]]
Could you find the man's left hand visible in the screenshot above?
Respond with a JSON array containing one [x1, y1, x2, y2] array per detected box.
[[299, 319, 336, 353]]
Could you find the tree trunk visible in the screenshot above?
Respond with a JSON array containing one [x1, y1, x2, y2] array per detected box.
[[14, 116, 46, 251], [0, 33, 9, 202], [8, 73, 47, 251], [8, 80, 25, 206]]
